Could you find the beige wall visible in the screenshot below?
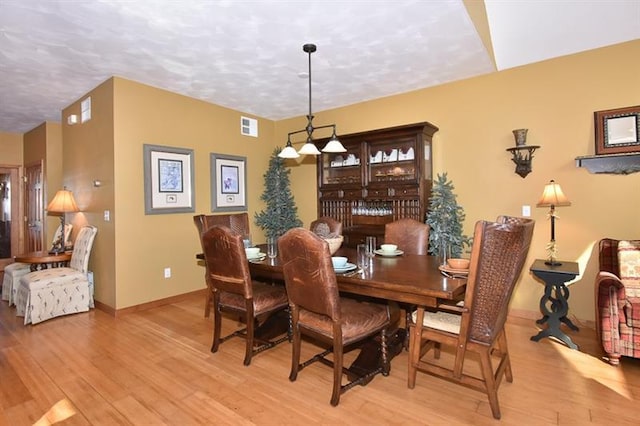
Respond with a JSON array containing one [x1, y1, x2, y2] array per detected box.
[[0, 132, 23, 165], [62, 77, 276, 309], [281, 39, 640, 322], [62, 79, 116, 306]]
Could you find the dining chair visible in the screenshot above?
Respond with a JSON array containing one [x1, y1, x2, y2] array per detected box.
[[2, 223, 72, 306], [310, 216, 343, 237], [385, 218, 430, 346], [278, 227, 390, 406], [15, 225, 97, 325], [407, 218, 534, 419], [384, 218, 429, 254], [201, 224, 289, 366], [194, 213, 250, 317]]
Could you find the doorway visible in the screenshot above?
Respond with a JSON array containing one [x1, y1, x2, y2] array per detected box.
[[0, 166, 21, 271]]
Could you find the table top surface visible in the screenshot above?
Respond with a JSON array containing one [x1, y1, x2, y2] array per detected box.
[[204, 245, 467, 307], [530, 259, 580, 276], [14, 251, 72, 263]]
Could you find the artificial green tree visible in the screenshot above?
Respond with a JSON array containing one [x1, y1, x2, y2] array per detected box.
[[426, 173, 470, 259], [255, 148, 303, 238]]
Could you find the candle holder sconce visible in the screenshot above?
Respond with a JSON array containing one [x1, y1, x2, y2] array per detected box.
[[506, 129, 540, 178]]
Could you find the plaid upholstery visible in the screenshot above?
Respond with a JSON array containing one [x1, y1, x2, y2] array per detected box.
[[596, 239, 640, 364]]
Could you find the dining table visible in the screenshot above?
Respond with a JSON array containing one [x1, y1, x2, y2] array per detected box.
[[197, 244, 467, 381]]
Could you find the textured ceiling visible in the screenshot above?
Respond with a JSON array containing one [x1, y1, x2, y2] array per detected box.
[[0, 0, 638, 134]]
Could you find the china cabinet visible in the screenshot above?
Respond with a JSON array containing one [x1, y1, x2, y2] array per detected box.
[[316, 122, 438, 247]]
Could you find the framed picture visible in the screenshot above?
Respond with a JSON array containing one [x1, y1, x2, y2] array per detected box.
[[595, 105, 640, 155], [143, 144, 195, 214], [211, 153, 247, 212]]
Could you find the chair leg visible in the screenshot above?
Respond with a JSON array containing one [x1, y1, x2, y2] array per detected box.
[[243, 305, 256, 366], [289, 323, 301, 382], [479, 350, 501, 420], [204, 285, 212, 318], [211, 301, 221, 353], [497, 331, 513, 383], [330, 343, 343, 406]]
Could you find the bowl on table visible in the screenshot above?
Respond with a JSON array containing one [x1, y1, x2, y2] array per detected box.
[[380, 244, 398, 254], [447, 258, 470, 270], [331, 256, 348, 269], [324, 235, 344, 255]]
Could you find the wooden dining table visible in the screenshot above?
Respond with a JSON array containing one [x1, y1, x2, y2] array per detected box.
[[199, 244, 467, 381], [249, 245, 466, 308]]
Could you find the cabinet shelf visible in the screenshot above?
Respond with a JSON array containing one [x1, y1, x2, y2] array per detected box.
[[575, 152, 640, 174]]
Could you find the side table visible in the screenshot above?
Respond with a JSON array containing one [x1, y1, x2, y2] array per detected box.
[[530, 259, 580, 350], [14, 251, 72, 272]]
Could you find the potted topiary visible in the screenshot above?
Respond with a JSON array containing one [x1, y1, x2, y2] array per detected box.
[[426, 173, 470, 263], [255, 148, 303, 238]]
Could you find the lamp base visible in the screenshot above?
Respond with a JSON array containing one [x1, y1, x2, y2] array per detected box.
[[544, 260, 563, 266]]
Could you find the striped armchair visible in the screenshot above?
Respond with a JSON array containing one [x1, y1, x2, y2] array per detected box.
[[15, 225, 97, 325], [595, 239, 640, 365]]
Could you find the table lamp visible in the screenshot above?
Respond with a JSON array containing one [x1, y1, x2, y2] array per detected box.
[[536, 180, 571, 265], [47, 187, 79, 254]]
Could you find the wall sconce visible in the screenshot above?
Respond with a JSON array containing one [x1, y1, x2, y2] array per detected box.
[[506, 129, 540, 178], [67, 114, 78, 125]]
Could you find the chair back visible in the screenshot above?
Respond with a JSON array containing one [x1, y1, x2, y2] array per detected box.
[[69, 226, 98, 274], [496, 215, 534, 226], [463, 219, 534, 345], [310, 216, 343, 237], [194, 213, 250, 240], [279, 228, 340, 320], [201, 225, 252, 297], [384, 218, 429, 255]]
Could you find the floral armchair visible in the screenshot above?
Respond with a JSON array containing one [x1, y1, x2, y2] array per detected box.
[[595, 239, 640, 365]]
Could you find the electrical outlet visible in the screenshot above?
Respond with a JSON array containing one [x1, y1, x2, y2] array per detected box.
[[164, 267, 171, 278], [522, 205, 531, 217], [104, 210, 110, 221]]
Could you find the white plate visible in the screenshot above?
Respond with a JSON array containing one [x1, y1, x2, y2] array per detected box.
[[374, 249, 404, 257], [334, 262, 357, 273], [247, 252, 266, 261]]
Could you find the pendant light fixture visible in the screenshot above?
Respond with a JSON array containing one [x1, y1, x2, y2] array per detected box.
[[278, 43, 346, 159]]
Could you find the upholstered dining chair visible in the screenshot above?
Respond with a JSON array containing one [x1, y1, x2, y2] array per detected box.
[[595, 238, 640, 365], [15, 225, 97, 325], [407, 218, 534, 419], [194, 213, 250, 317], [384, 218, 429, 254], [2, 224, 72, 306], [310, 216, 343, 237], [385, 218, 430, 345], [201, 225, 289, 366], [278, 227, 390, 406]]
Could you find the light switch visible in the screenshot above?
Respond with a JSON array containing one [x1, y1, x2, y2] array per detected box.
[[522, 205, 531, 217], [104, 210, 110, 221]]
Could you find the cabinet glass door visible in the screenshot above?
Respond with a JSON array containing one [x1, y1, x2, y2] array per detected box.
[[321, 146, 362, 186], [367, 137, 417, 185]]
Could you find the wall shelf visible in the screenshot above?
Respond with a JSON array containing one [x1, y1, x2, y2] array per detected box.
[[575, 152, 640, 174]]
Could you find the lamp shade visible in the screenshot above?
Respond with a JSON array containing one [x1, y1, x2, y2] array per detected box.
[[278, 145, 300, 159], [321, 137, 347, 153], [298, 141, 321, 155], [47, 189, 80, 213], [536, 180, 571, 207]]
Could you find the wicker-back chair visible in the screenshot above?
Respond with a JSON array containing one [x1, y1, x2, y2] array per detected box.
[[201, 225, 288, 366], [194, 213, 251, 317], [278, 227, 390, 406], [407, 219, 534, 419]]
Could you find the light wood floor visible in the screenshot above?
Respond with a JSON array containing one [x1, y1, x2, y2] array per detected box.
[[1, 294, 638, 425]]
